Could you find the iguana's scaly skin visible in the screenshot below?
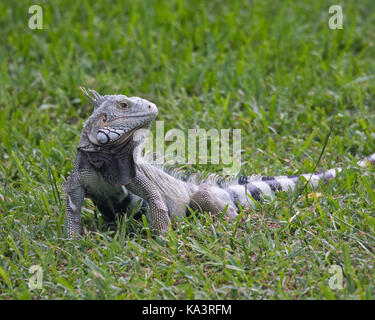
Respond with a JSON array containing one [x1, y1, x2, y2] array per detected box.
[[63, 88, 375, 238]]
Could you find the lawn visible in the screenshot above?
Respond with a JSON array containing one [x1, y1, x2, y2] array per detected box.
[[0, 0, 374, 299]]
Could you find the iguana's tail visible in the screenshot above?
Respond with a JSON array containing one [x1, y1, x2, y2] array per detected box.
[[226, 153, 375, 205]]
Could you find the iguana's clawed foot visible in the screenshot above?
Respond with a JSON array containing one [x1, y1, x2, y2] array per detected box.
[[151, 207, 171, 234], [189, 184, 238, 220], [224, 205, 238, 220]]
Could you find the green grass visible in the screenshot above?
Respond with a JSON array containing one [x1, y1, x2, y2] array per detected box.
[[0, 0, 375, 299]]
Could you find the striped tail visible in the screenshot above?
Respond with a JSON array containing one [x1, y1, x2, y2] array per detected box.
[[228, 153, 375, 204]]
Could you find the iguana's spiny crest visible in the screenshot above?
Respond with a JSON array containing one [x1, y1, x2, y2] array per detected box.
[[78, 87, 158, 151]]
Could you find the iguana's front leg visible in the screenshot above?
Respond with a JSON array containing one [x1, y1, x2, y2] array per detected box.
[[63, 172, 85, 239], [126, 173, 171, 234], [190, 184, 238, 220]]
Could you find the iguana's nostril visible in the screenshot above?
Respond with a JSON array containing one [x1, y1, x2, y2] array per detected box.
[[148, 105, 151, 109]]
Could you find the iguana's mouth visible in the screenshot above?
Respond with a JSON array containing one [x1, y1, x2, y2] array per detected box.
[[112, 125, 147, 145], [93, 123, 149, 147]]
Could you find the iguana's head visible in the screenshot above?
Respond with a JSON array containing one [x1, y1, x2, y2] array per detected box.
[[79, 87, 158, 149]]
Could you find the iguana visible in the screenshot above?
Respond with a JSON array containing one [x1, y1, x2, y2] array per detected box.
[[63, 87, 375, 239]]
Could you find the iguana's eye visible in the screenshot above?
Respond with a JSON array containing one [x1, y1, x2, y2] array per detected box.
[[117, 101, 130, 110]]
